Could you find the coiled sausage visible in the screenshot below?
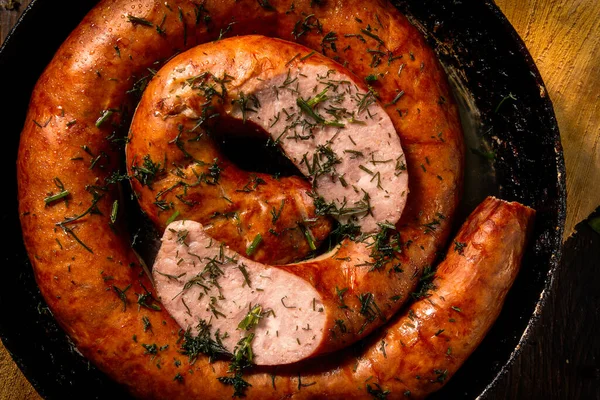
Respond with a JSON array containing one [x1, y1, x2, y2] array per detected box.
[[17, 0, 469, 397]]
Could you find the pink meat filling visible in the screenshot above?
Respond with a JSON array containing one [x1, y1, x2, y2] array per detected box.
[[153, 220, 327, 366]]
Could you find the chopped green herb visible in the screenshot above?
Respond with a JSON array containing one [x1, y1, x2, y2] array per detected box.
[[95, 109, 114, 127], [166, 210, 180, 225], [156, 271, 185, 281], [302, 225, 317, 250], [335, 286, 349, 308], [44, 188, 69, 205], [280, 296, 296, 309], [232, 92, 260, 123], [246, 233, 263, 256], [366, 382, 391, 399], [357, 292, 383, 327], [137, 288, 162, 311], [270, 200, 285, 224], [299, 50, 316, 61], [454, 241, 467, 255], [385, 90, 405, 107], [238, 264, 252, 288], [291, 14, 322, 39], [180, 320, 231, 364], [207, 158, 222, 184], [360, 28, 385, 45], [155, 13, 167, 36], [130, 154, 164, 188], [127, 15, 154, 27], [142, 343, 158, 355], [237, 304, 263, 331], [495, 92, 517, 113], [296, 95, 344, 127], [218, 333, 255, 397], [335, 319, 347, 333], [178, 6, 187, 46], [217, 372, 251, 398], [411, 265, 437, 299], [297, 374, 316, 389], [359, 164, 374, 175], [217, 21, 235, 41], [110, 200, 119, 224], [237, 175, 266, 193], [142, 316, 152, 332], [433, 369, 448, 383], [321, 31, 338, 53], [112, 284, 131, 311]]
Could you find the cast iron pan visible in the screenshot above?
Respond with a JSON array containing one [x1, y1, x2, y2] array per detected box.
[[0, 0, 565, 398]]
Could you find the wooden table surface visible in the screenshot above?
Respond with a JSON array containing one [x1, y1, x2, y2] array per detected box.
[[1, 0, 599, 399]]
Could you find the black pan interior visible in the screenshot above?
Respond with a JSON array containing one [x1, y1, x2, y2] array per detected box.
[[0, 0, 565, 398]]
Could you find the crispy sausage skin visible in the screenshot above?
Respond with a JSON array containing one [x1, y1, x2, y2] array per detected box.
[[17, 0, 466, 398]]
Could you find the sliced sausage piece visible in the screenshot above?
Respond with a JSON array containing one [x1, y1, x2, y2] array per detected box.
[[154, 220, 327, 365]]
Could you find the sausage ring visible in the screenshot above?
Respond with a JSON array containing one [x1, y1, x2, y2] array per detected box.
[[12, 0, 513, 397]]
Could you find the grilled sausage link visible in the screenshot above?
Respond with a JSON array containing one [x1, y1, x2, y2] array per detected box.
[[17, 0, 464, 397]]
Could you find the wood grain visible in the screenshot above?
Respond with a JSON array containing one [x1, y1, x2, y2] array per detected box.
[[1, 0, 598, 399], [495, 0, 600, 240], [0, 0, 25, 45], [0, 344, 39, 400]]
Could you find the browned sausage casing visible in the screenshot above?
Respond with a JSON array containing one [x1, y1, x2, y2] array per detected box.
[[17, 0, 466, 398]]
